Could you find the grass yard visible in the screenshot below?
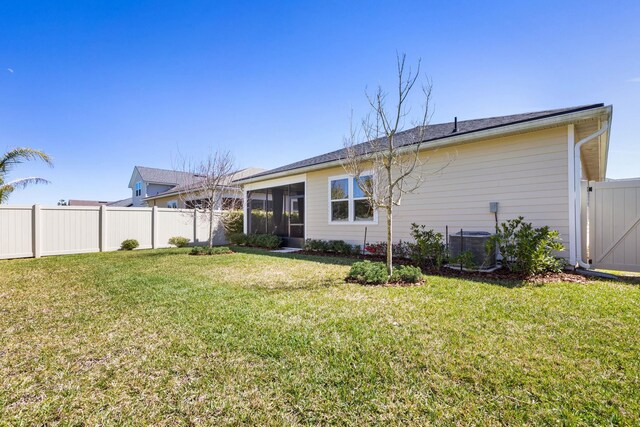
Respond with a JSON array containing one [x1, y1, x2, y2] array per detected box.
[[1, 248, 639, 426]]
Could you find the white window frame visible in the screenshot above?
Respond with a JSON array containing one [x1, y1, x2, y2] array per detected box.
[[135, 181, 142, 197], [167, 200, 178, 209], [327, 173, 377, 225]]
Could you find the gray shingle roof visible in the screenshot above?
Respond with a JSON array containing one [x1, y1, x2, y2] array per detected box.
[[135, 166, 203, 186], [145, 167, 266, 200], [107, 197, 133, 207], [243, 104, 604, 181]]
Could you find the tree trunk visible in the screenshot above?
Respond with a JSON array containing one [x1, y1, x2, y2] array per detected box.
[[208, 210, 214, 248], [386, 204, 393, 276], [386, 162, 393, 276]]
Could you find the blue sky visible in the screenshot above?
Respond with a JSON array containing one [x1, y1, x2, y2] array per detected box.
[[1, 0, 639, 205]]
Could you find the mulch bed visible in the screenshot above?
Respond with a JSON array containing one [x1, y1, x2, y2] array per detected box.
[[298, 250, 592, 284]]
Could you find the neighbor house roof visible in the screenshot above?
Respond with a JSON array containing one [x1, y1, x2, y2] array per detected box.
[[144, 167, 266, 201], [107, 197, 134, 207], [236, 103, 607, 183], [133, 166, 204, 186], [68, 199, 111, 206]]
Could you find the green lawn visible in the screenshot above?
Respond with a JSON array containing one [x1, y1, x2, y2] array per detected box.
[[1, 248, 639, 426]]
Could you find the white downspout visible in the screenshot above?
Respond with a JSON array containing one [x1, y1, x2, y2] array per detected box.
[[573, 120, 609, 269]]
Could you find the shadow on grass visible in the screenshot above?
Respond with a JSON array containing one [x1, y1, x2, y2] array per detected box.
[[230, 246, 355, 266]]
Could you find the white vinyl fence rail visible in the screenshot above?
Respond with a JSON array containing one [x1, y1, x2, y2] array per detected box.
[[0, 205, 226, 260]]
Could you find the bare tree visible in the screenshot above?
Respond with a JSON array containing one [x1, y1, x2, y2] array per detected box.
[[177, 149, 236, 247], [342, 53, 450, 275]]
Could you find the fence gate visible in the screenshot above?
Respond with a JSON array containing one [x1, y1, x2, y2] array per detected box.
[[588, 179, 640, 272]]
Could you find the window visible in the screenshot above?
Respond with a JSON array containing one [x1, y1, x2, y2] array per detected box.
[[167, 200, 178, 209], [135, 182, 142, 197], [330, 178, 349, 222], [328, 174, 375, 223], [353, 176, 374, 221]]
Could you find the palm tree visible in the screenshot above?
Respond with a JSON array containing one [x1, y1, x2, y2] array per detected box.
[[0, 147, 53, 204]]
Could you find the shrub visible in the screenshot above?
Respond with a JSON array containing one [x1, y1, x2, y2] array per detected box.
[[408, 223, 446, 269], [190, 246, 233, 256], [347, 260, 388, 285], [305, 239, 330, 252], [221, 210, 244, 237], [228, 233, 281, 249], [391, 265, 424, 283], [120, 239, 139, 251], [329, 240, 358, 255], [364, 241, 411, 258], [488, 216, 565, 275], [168, 236, 190, 248], [450, 250, 476, 269], [305, 239, 360, 255], [250, 234, 281, 249], [228, 233, 247, 246]]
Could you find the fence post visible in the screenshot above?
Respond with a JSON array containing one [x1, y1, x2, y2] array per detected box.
[[100, 205, 108, 252], [152, 206, 158, 249], [193, 208, 198, 244], [32, 204, 41, 258]]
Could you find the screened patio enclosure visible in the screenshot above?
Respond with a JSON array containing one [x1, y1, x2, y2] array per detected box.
[[247, 182, 305, 248]]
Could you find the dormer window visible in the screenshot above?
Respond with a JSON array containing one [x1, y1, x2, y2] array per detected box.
[[135, 182, 142, 197]]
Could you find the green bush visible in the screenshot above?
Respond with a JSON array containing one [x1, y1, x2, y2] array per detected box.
[[228, 233, 281, 249], [190, 246, 233, 255], [221, 210, 244, 237], [408, 223, 446, 269], [450, 250, 476, 269], [305, 239, 330, 252], [168, 236, 190, 248], [488, 216, 565, 275], [305, 239, 360, 255], [347, 261, 388, 285], [391, 265, 424, 283], [120, 239, 139, 251], [329, 240, 357, 255], [228, 233, 247, 246]]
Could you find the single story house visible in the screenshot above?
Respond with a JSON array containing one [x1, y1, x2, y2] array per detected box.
[[234, 104, 612, 268]]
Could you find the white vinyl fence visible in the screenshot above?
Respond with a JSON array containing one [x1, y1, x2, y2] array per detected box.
[[0, 205, 226, 260]]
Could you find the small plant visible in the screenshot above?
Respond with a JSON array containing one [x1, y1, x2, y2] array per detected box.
[[120, 239, 139, 251], [450, 250, 476, 269], [347, 260, 388, 285], [408, 223, 446, 269], [390, 265, 424, 283], [168, 236, 190, 248], [488, 216, 565, 275], [221, 210, 244, 237], [190, 246, 233, 256]]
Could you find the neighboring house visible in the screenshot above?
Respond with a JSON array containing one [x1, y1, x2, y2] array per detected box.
[[128, 166, 203, 207], [234, 104, 612, 269], [142, 167, 265, 209]]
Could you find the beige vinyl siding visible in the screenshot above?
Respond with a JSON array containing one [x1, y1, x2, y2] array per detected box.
[[147, 189, 242, 209], [305, 126, 570, 256]]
